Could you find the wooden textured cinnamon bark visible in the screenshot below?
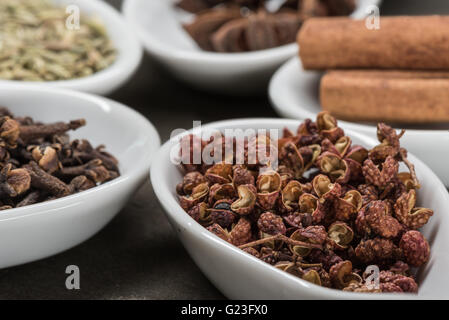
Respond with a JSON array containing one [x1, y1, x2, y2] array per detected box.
[[298, 16, 449, 70], [320, 70, 449, 123]]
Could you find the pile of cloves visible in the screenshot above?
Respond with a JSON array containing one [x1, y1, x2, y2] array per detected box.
[[176, 112, 434, 293], [177, 0, 356, 52], [0, 107, 119, 210]]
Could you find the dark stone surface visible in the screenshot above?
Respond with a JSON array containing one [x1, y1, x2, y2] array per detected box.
[[0, 0, 448, 300]]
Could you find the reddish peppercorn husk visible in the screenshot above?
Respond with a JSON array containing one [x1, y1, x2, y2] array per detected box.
[[176, 112, 434, 293]]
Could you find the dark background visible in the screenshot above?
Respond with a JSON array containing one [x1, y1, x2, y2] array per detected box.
[[0, 0, 448, 299]]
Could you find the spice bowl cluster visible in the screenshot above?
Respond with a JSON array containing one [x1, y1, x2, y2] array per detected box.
[[151, 117, 449, 299], [0, 84, 160, 268]]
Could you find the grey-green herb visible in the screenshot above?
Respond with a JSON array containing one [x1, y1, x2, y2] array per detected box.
[[0, 0, 117, 81]]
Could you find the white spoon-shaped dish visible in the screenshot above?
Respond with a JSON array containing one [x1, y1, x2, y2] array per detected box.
[[0, 84, 160, 269], [0, 0, 142, 96], [269, 57, 449, 187], [151, 118, 449, 299], [123, 0, 381, 94]]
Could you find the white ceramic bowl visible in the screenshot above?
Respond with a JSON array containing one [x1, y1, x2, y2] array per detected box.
[[0, 84, 160, 269], [151, 118, 449, 299], [269, 57, 449, 187], [0, 0, 142, 96], [123, 0, 381, 94]]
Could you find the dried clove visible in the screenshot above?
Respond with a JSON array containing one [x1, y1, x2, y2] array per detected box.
[[0, 107, 120, 210]]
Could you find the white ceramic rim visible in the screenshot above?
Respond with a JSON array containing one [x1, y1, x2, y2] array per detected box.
[[122, 0, 382, 65], [0, 84, 160, 221], [151, 117, 447, 300], [0, 0, 143, 93]]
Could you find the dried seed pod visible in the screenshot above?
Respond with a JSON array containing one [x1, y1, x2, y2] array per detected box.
[[335, 190, 362, 221], [210, 206, 236, 228], [0, 117, 20, 148], [379, 270, 418, 293], [205, 162, 233, 184], [207, 223, 230, 242], [232, 165, 255, 187], [363, 200, 403, 239], [316, 111, 344, 143], [302, 269, 322, 285], [279, 180, 303, 212], [231, 184, 256, 215], [318, 152, 350, 184], [208, 183, 235, 206], [345, 145, 368, 164], [321, 136, 351, 158], [394, 190, 433, 230], [179, 182, 210, 210], [312, 174, 341, 200], [308, 249, 343, 271], [298, 193, 326, 224], [389, 261, 410, 276], [283, 211, 312, 229], [229, 217, 252, 246], [256, 170, 281, 210], [343, 282, 381, 293], [399, 230, 430, 267], [329, 260, 362, 289], [246, 134, 277, 167], [257, 212, 286, 236], [327, 221, 354, 250], [280, 142, 305, 179], [355, 238, 401, 264], [397, 172, 416, 191], [358, 183, 378, 206], [68, 175, 96, 193], [188, 201, 210, 224], [180, 171, 207, 195], [0, 164, 31, 198], [362, 156, 399, 189], [31, 146, 60, 174], [289, 226, 326, 257]]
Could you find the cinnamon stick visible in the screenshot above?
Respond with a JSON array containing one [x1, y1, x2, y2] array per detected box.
[[298, 16, 449, 70], [320, 70, 449, 123]]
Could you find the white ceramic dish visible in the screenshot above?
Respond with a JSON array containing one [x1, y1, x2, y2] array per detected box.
[[0, 0, 142, 96], [123, 0, 381, 94], [269, 57, 449, 187], [0, 84, 160, 269], [151, 118, 449, 299]]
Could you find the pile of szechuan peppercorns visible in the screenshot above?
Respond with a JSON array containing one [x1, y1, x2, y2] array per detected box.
[[176, 112, 434, 293], [0, 107, 119, 210]]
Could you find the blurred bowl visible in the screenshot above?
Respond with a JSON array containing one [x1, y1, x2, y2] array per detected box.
[[122, 0, 381, 94]]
